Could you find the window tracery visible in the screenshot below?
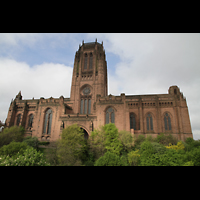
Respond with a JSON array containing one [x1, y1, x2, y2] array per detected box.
[[164, 113, 172, 131], [105, 107, 115, 124], [146, 113, 153, 131], [43, 108, 52, 135]]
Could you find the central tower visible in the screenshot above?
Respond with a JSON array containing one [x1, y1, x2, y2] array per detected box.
[[70, 39, 108, 114]]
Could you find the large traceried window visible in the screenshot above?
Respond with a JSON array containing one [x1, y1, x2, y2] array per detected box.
[[105, 107, 115, 124], [130, 113, 136, 130], [80, 99, 91, 114], [16, 114, 21, 126], [146, 113, 153, 131], [164, 113, 172, 131], [43, 108, 52, 135], [80, 86, 92, 114]]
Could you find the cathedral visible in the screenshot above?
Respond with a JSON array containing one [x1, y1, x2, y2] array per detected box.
[[5, 40, 193, 141]]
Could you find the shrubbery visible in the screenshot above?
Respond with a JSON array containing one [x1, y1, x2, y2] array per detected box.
[[0, 126, 25, 147], [0, 147, 50, 166], [1, 124, 199, 166], [0, 126, 49, 166]]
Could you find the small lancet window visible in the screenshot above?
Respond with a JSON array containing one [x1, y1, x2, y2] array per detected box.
[[89, 53, 93, 70], [16, 114, 21, 126], [80, 99, 84, 114], [28, 114, 34, 127], [84, 53, 88, 70], [130, 113, 136, 130], [105, 107, 115, 124], [164, 113, 172, 131]]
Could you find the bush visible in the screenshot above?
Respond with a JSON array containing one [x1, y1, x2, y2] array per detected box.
[[0, 126, 25, 147], [151, 142, 167, 154], [38, 141, 50, 146], [127, 149, 140, 166], [156, 133, 177, 146], [0, 141, 28, 158], [44, 147, 59, 166], [94, 151, 122, 166], [118, 130, 134, 153], [0, 147, 50, 166], [23, 136, 39, 150], [165, 141, 185, 151], [140, 140, 155, 155], [134, 135, 145, 148], [185, 147, 200, 166]]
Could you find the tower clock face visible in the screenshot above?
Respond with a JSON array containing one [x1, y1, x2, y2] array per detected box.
[[83, 87, 91, 95]]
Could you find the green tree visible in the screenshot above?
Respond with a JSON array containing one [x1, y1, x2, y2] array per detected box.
[[134, 135, 145, 148], [88, 126, 106, 160], [94, 151, 122, 166], [23, 136, 39, 150], [56, 124, 86, 166], [127, 149, 140, 166], [151, 142, 167, 154], [103, 123, 123, 155], [118, 130, 134, 153], [0, 126, 25, 147], [185, 147, 200, 166], [156, 133, 177, 146]]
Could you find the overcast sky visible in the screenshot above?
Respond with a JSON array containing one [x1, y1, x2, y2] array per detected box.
[[0, 33, 199, 139]]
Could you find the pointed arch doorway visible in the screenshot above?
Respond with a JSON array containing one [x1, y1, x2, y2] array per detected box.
[[80, 128, 89, 140]]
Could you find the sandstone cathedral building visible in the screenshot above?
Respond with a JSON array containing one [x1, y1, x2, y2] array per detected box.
[[5, 40, 193, 141]]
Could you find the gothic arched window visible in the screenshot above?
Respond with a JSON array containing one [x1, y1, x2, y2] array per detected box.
[[146, 113, 153, 131], [80, 86, 92, 114], [84, 53, 88, 70], [164, 113, 171, 131], [28, 114, 34, 128], [80, 98, 91, 114], [43, 108, 52, 135], [130, 113, 136, 130], [105, 107, 115, 124], [89, 53, 93, 70], [16, 114, 21, 126]]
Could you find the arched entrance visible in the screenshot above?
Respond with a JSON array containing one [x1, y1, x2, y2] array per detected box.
[[80, 128, 89, 140]]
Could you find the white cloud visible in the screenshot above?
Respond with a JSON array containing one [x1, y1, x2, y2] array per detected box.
[[0, 33, 43, 46], [0, 58, 72, 122]]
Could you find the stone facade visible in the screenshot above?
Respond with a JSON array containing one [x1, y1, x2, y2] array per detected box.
[[5, 40, 193, 141]]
